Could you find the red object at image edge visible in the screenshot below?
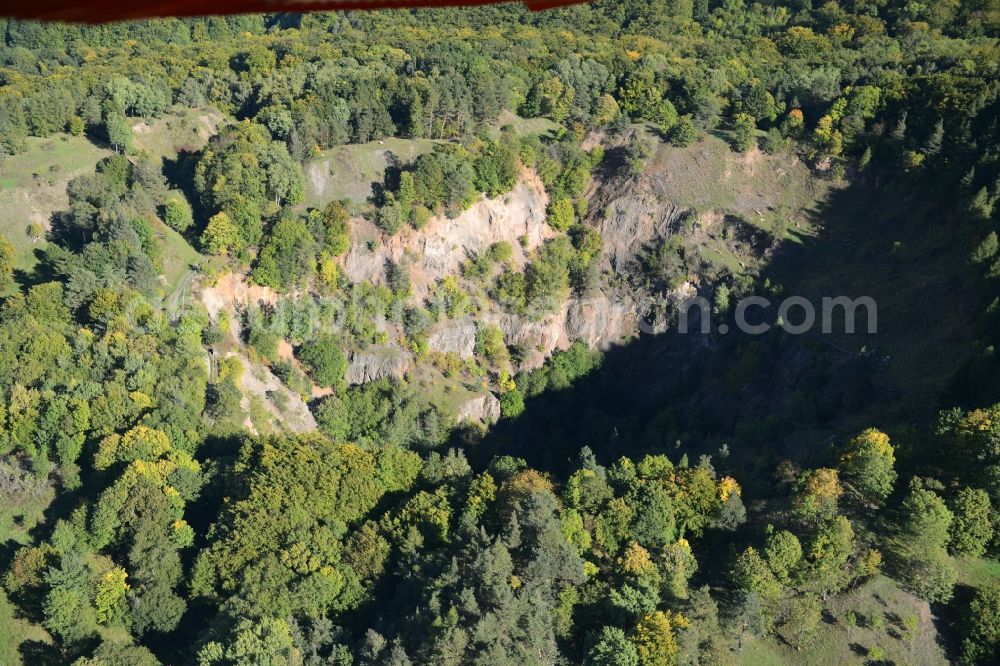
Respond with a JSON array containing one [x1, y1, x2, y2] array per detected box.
[[0, 0, 583, 23]]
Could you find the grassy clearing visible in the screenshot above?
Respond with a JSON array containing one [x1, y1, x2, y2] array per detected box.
[[0, 135, 110, 192], [740, 575, 947, 666], [151, 209, 201, 294], [491, 110, 560, 138], [304, 137, 440, 207], [130, 106, 224, 164], [0, 589, 52, 666], [0, 135, 111, 272], [649, 134, 825, 243], [409, 362, 490, 421], [955, 556, 1000, 588], [0, 131, 205, 305], [302, 112, 555, 209], [690, 237, 746, 278], [130, 108, 215, 307], [643, 133, 824, 285], [152, 210, 205, 322]]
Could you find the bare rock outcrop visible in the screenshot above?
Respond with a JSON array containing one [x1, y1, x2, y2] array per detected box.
[[427, 319, 477, 358], [478, 295, 638, 372], [595, 188, 686, 271], [340, 170, 554, 299], [346, 346, 411, 385], [456, 392, 501, 424], [481, 308, 568, 372], [565, 294, 637, 349], [227, 352, 317, 433]]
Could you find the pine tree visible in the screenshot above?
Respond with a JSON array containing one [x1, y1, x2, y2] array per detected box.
[[925, 119, 944, 156]]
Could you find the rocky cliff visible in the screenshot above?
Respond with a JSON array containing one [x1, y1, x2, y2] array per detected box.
[[199, 134, 817, 429], [341, 169, 554, 300]]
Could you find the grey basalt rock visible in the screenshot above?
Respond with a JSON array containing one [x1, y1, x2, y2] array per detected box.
[[565, 294, 636, 349], [345, 346, 411, 385], [427, 319, 477, 358], [456, 392, 501, 424]]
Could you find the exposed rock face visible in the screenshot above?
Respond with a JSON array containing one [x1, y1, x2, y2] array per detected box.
[[594, 185, 686, 271], [227, 352, 317, 433], [565, 294, 637, 349], [480, 295, 639, 372], [341, 170, 554, 299], [484, 309, 566, 358], [337, 168, 688, 376], [456, 392, 501, 424], [198, 136, 817, 434], [427, 319, 477, 358], [341, 217, 387, 286], [200, 273, 279, 322], [346, 346, 411, 385]]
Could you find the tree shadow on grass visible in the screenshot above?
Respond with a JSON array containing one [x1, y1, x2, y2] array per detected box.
[[18, 639, 64, 665]]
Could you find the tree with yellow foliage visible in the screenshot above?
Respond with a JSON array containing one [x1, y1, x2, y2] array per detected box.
[[812, 114, 843, 156], [632, 610, 685, 666], [839, 428, 897, 503], [620, 541, 657, 579], [793, 468, 843, 522], [94, 567, 129, 625], [502, 468, 554, 498], [200, 211, 242, 256]]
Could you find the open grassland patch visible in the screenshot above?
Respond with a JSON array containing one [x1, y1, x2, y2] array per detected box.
[[492, 110, 560, 138], [0, 135, 111, 271], [130, 106, 225, 164], [0, 589, 53, 666], [304, 137, 440, 207], [650, 134, 825, 243], [741, 575, 947, 666]]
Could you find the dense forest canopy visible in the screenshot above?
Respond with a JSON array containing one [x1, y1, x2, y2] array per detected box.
[[0, 1, 1000, 665]]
